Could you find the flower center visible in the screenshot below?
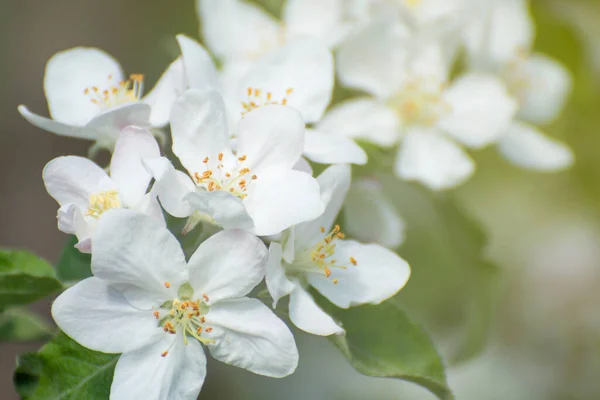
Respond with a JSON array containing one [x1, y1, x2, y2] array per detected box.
[[294, 225, 358, 285], [241, 87, 294, 116], [85, 190, 121, 218], [192, 152, 258, 200], [154, 294, 214, 357], [84, 73, 144, 109], [388, 77, 451, 126], [503, 50, 532, 105]]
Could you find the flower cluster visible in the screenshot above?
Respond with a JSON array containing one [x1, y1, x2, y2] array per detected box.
[[19, 0, 573, 398]]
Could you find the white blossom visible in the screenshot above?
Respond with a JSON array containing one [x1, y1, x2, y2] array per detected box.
[[18, 46, 184, 154], [146, 89, 324, 236], [52, 209, 299, 400], [266, 165, 411, 336], [43, 127, 162, 252]]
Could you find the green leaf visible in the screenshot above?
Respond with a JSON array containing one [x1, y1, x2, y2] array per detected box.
[[56, 236, 92, 283], [0, 309, 53, 342], [0, 250, 63, 308], [14, 332, 118, 399], [316, 294, 453, 400], [377, 174, 498, 363]]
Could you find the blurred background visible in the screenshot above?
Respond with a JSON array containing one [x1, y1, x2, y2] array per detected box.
[[3, 0, 600, 399]]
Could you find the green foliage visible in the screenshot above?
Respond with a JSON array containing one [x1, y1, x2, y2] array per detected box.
[[0, 309, 53, 342], [56, 236, 92, 283], [0, 250, 62, 308], [316, 294, 453, 400], [377, 174, 498, 363], [14, 332, 118, 400]]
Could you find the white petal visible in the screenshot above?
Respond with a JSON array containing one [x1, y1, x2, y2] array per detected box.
[[111, 335, 206, 400], [170, 89, 230, 175], [294, 164, 351, 250], [236, 105, 305, 173], [293, 157, 313, 175], [43, 155, 109, 209], [464, 0, 534, 69], [176, 34, 219, 91], [440, 73, 517, 148], [308, 240, 411, 308], [237, 38, 334, 123], [92, 209, 188, 307], [343, 179, 405, 248], [395, 127, 475, 190], [143, 157, 196, 218], [110, 127, 160, 207], [18, 105, 97, 140], [303, 129, 367, 165], [188, 229, 267, 305], [44, 47, 123, 125], [497, 121, 574, 171], [317, 98, 401, 147], [143, 58, 186, 127], [244, 169, 324, 236], [289, 285, 345, 336], [205, 297, 298, 378], [517, 54, 572, 125], [184, 191, 254, 231], [52, 277, 163, 353], [265, 242, 295, 308], [197, 0, 281, 62], [283, 0, 345, 46], [336, 21, 409, 98], [84, 103, 152, 150], [57, 204, 93, 245]]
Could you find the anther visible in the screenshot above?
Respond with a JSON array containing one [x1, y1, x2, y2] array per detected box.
[[350, 257, 357, 266], [164, 282, 171, 288], [153, 311, 160, 319], [161, 351, 169, 357]]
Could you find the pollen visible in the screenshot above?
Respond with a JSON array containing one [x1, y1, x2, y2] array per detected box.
[[241, 86, 295, 116], [158, 297, 214, 347], [306, 225, 352, 280], [164, 281, 171, 288], [350, 257, 357, 266], [153, 311, 160, 319], [85, 190, 121, 219], [192, 152, 257, 200], [202, 294, 210, 302], [84, 73, 144, 109], [161, 351, 169, 357]]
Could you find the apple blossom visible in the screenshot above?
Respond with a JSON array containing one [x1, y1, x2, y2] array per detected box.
[[146, 88, 324, 236], [266, 164, 411, 336], [18, 46, 186, 154], [52, 209, 298, 400], [464, 0, 574, 170], [324, 21, 517, 190], [43, 127, 162, 252]]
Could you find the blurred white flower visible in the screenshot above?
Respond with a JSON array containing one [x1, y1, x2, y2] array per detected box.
[[43, 127, 162, 252], [52, 210, 298, 400], [266, 165, 411, 336], [343, 178, 405, 249], [323, 22, 517, 190], [146, 89, 324, 237], [175, 34, 367, 165], [464, 0, 574, 171], [18, 46, 183, 154]]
